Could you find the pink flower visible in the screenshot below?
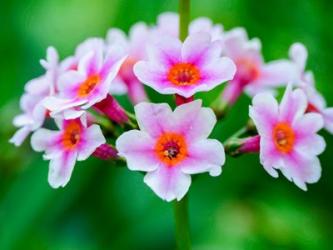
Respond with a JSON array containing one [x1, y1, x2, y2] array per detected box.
[[43, 44, 127, 119], [221, 28, 297, 104], [249, 84, 325, 190], [106, 23, 150, 103], [116, 100, 225, 201], [10, 47, 59, 146], [134, 33, 236, 98], [289, 43, 333, 133], [153, 12, 224, 43], [31, 115, 105, 188]]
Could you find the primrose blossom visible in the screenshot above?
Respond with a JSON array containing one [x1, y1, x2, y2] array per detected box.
[[249, 84, 325, 190], [31, 115, 105, 188], [116, 100, 225, 201], [289, 43, 333, 133], [134, 32, 236, 98]]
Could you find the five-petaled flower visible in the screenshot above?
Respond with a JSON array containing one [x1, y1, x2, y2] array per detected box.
[[250, 84, 325, 190], [221, 28, 297, 104], [289, 42, 333, 134], [116, 100, 225, 201], [134, 32, 236, 98], [43, 44, 127, 119], [31, 115, 105, 188]]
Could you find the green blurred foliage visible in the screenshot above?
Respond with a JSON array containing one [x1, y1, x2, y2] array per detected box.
[[1, 0, 333, 249]]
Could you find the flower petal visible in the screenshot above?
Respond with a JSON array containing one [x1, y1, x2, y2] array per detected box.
[[182, 33, 222, 67], [279, 85, 307, 124], [9, 127, 31, 146], [323, 108, 333, 134], [249, 92, 279, 136], [116, 130, 159, 172], [31, 128, 61, 155], [77, 125, 106, 161], [289, 43, 307, 71], [143, 166, 191, 202], [281, 150, 322, 191], [172, 100, 217, 141], [48, 151, 78, 188], [134, 102, 173, 137], [180, 139, 225, 176]]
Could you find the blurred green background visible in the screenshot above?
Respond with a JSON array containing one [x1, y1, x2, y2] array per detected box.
[[1, 0, 333, 249]]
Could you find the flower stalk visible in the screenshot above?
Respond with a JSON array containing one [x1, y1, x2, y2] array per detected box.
[[173, 195, 191, 250]]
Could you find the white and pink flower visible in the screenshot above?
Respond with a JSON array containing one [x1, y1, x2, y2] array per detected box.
[[153, 12, 224, 43], [249, 84, 325, 190], [134, 33, 236, 98], [221, 28, 297, 104], [289, 42, 333, 133], [116, 100, 225, 201], [106, 22, 150, 103], [10, 47, 59, 146], [43, 44, 127, 119], [31, 115, 105, 188]]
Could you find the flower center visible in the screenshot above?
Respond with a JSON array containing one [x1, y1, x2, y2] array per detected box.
[[62, 120, 82, 150], [155, 132, 188, 166], [273, 123, 295, 153], [235, 58, 260, 86], [167, 63, 200, 86], [77, 75, 100, 97]]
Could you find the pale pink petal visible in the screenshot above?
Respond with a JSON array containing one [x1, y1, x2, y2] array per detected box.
[[199, 56, 236, 86], [116, 130, 159, 172], [289, 43, 307, 71], [295, 134, 326, 156], [57, 71, 86, 98], [106, 28, 128, 48], [172, 100, 217, 141], [249, 92, 279, 136], [156, 12, 179, 37], [182, 33, 222, 67], [223, 27, 250, 58], [48, 151, 78, 188], [294, 112, 324, 135], [189, 17, 213, 34], [259, 138, 281, 178], [147, 35, 182, 68], [134, 102, 173, 137], [129, 22, 150, 59], [254, 60, 298, 87], [133, 61, 169, 93], [279, 85, 307, 124], [323, 108, 333, 134], [77, 125, 106, 161], [143, 166, 191, 202], [99, 45, 127, 81], [281, 150, 321, 191], [78, 50, 103, 76], [13, 114, 33, 127], [75, 38, 105, 59], [9, 127, 31, 146], [31, 128, 61, 155], [43, 96, 87, 114], [180, 139, 224, 176]]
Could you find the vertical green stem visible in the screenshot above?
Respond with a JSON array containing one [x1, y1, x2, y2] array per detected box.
[[173, 1, 192, 249], [173, 195, 191, 250], [179, 0, 190, 41]]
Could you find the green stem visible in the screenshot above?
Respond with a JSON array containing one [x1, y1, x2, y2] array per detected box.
[[173, 195, 191, 250], [179, 0, 190, 41]]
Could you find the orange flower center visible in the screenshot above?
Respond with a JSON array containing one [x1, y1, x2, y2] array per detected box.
[[77, 75, 100, 97], [167, 63, 200, 86], [235, 58, 260, 85], [62, 121, 82, 150], [155, 132, 188, 166], [273, 123, 295, 153]]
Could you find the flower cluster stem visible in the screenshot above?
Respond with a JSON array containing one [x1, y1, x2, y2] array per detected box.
[[173, 195, 191, 250], [179, 0, 190, 41]]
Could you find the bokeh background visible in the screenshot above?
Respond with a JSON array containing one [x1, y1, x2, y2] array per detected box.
[[1, 0, 333, 249]]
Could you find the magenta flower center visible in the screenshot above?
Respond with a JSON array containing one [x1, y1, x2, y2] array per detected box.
[[155, 132, 188, 166], [167, 63, 201, 86]]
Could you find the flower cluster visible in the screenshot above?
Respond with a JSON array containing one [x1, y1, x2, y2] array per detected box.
[[10, 12, 332, 201]]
